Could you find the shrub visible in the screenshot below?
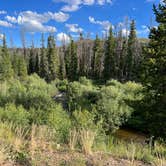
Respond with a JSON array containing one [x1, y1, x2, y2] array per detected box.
[[52, 79, 68, 92], [47, 104, 71, 143], [0, 74, 58, 110], [96, 80, 144, 133], [67, 79, 99, 112], [0, 103, 30, 126], [73, 110, 102, 155]]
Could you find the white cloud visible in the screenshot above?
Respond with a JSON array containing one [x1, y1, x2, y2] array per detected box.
[[5, 11, 69, 33], [53, 0, 112, 12], [0, 20, 13, 27], [5, 16, 18, 23], [0, 10, 7, 14], [20, 20, 57, 33], [51, 11, 69, 22], [17, 11, 57, 33], [89, 16, 112, 31], [0, 33, 4, 40], [122, 28, 129, 36], [65, 23, 83, 33], [61, 5, 80, 12], [97, 0, 112, 5], [160, 0, 164, 4], [57, 32, 70, 42]]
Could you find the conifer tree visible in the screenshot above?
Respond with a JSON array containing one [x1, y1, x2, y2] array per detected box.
[[39, 34, 48, 80], [28, 43, 36, 74], [64, 47, 70, 79], [68, 39, 78, 80], [0, 35, 13, 81], [93, 35, 103, 79], [17, 56, 27, 79], [59, 46, 66, 79], [47, 34, 59, 82], [141, 1, 166, 137], [12, 53, 19, 77], [126, 20, 137, 80], [103, 27, 115, 80], [35, 52, 40, 75]]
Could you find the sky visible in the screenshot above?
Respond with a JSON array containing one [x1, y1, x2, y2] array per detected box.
[[0, 0, 162, 47]]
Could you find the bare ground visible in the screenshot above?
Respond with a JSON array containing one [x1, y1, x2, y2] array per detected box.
[[0, 150, 151, 166]]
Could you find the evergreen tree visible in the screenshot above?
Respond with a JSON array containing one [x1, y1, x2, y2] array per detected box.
[[120, 40, 128, 80], [47, 35, 59, 82], [11, 52, 27, 79], [35, 52, 40, 75], [93, 35, 103, 79], [59, 45, 66, 80], [68, 39, 78, 80], [28, 43, 36, 74], [0, 35, 13, 81], [126, 20, 137, 80], [141, 1, 166, 137], [103, 27, 115, 80], [39, 34, 48, 80], [64, 47, 70, 79], [12, 53, 19, 77], [17, 56, 27, 79]]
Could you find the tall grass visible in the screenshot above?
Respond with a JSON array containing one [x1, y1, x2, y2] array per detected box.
[[0, 122, 166, 165], [80, 129, 96, 155], [69, 128, 78, 150]]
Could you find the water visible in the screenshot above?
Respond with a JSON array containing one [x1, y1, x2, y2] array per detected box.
[[114, 128, 147, 143]]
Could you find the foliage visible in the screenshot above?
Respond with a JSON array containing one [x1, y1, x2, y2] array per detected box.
[[47, 104, 71, 143], [0, 74, 57, 109], [96, 79, 144, 133], [92, 35, 103, 78], [139, 1, 166, 138], [103, 27, 116, 80], [47, 35, 59, 82], [0, 104, 29, 126], [0, 35, 14, 81], [66, 77, 99, 112]]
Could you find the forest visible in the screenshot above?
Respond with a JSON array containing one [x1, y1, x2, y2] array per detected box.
[[0, 1, 165, 166]]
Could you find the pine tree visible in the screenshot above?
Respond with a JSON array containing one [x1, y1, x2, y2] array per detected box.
[[120, 39, 128, 80], [47, 35, 59, 82], [12, 53, 19, 77], [141, 1, 166, 137], [64, 46, 70, 79], [93, 35, 103, 79], [17, 56, 27, 79], [68, 39, 78, 80], [0, 35, 13, 81], [39, 34, 48, 80], [28, 43, 36, 74], [35, 52, 40, 75], [59, 45, 66, 80], [103, 27, 115, 80], [126, 20, 137, 80]]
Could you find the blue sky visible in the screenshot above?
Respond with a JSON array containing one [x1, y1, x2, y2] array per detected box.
[[0, 0, 161, 47]]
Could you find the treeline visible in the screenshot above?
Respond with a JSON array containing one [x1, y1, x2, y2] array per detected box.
[[0, 20, 145, 83]]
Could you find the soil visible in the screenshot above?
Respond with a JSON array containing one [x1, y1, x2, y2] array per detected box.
[[0, 151, 151, 166]]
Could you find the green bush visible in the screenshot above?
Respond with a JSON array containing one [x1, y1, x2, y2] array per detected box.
[[52, 79, 68, 92], [47, 104, 71, 143], [96, 80, 144, 133], [0, 74, 57, 110], [0, 103, 30, 126], [67, 78, 99, 112]]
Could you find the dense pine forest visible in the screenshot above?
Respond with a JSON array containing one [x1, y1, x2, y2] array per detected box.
[[0, 1, 165, 165]]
